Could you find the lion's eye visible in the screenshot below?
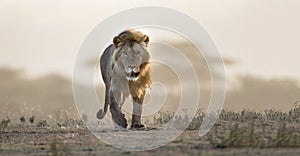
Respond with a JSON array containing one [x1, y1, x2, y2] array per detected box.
[[123, 52, 128, 57], [136, 51, 141, 56]]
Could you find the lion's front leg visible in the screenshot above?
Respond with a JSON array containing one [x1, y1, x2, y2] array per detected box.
[[109, 90, 127, 129], [131, 92, 145, 129]]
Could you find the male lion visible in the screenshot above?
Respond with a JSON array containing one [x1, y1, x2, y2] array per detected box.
[[96, 29, 151, 129]]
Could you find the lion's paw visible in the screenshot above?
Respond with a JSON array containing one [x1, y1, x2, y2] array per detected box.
[[130, 123, 146, 130]]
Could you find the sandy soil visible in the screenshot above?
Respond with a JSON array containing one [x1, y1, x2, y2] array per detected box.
[[1, 126, 300, 156]]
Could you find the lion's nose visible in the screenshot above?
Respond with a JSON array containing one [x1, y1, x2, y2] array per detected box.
[[128, 65, 136, 70]]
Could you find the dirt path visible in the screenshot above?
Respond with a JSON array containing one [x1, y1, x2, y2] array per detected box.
[[1, 126, 300, 156]]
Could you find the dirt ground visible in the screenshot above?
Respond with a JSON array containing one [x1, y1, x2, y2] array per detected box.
[[1, 126, 300, 156]]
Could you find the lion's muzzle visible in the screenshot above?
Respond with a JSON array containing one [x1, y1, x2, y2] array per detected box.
[[126, 71, 140, 81], [125, 65, 140, 81]]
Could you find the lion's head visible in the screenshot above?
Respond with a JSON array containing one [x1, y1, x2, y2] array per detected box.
[[113, 29, 150, 81]]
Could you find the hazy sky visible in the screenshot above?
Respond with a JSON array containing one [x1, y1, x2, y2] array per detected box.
[[1, 0, 300, 117], [1, 0, 300, 82]]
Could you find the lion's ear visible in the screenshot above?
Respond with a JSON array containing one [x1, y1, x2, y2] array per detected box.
[[113, 36, 121, 47], [143, 35, 149, 46]]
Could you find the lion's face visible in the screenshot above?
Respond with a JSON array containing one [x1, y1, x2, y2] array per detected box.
[[114, 42, 150, 81]]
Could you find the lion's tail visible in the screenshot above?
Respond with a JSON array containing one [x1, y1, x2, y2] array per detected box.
[[96, 101, 108, 119], [96, 57, 109, 120]]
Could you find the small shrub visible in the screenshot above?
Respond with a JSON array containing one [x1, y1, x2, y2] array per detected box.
[[37, 120, 48, 127], [0, 117, 11, 130]]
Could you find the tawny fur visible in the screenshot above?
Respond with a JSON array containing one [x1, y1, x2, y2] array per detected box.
[[129, 62, 151, 99], [97, 29, 151, 129]]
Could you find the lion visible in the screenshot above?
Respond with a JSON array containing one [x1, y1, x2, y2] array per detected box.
[[96, 29, 151, 129]]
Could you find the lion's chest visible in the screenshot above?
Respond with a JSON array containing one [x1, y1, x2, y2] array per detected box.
[[110, 76, 130, 103]]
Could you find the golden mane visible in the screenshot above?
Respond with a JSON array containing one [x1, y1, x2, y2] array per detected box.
[[114, 29, 149, 47], [129, 62, 152, 99]]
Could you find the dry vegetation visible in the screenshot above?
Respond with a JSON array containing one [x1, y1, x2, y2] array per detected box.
[[150, 101, 300, 148], [0, 103, 300, 155], [1, 102, 300, 148]]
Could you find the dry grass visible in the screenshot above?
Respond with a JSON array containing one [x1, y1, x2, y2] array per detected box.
[[142, 101, 300, 148], [1, 102, 300, 149]]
